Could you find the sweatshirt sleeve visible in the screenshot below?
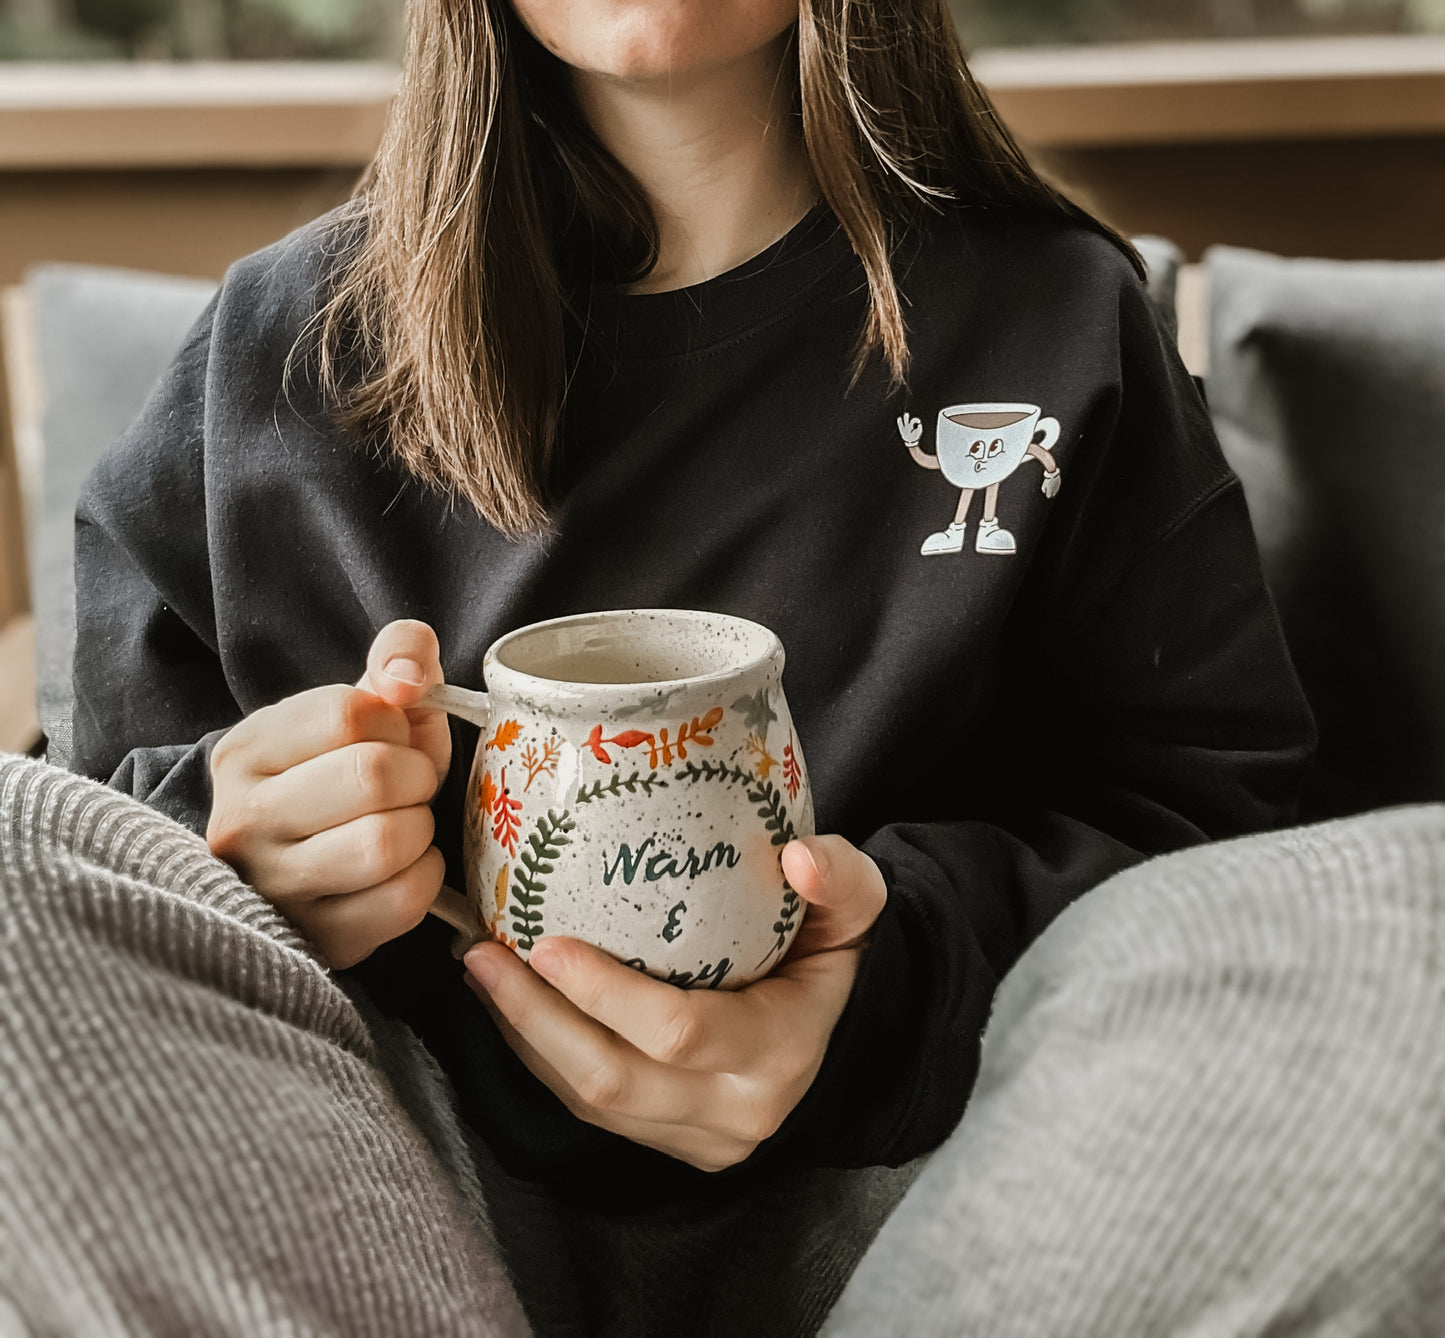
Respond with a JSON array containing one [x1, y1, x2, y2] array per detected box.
[[70, 297, 239, 837], [773, 269, 1317, 1170]]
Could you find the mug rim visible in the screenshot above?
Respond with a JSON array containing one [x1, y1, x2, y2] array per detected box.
[[483, 607, 784, 699]]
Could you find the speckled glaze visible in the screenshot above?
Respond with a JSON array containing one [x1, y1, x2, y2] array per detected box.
[[459, 610, 813, 990]]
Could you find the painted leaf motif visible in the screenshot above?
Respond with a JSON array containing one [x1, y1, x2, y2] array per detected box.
[[691, 706, 725, 744], [783, 734, 803, 802], [479, 771, 498, 816], [732, 690, 777, 739], [485, 719, 522, 752], [746, 733, 779, 778], [522, 737, 563, 792], [492, 767, 523, 856]]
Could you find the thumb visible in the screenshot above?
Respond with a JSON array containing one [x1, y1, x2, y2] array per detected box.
[[780, 835, 887, 956], [358, 619, 451, 785], [359, 619, 444, 706]]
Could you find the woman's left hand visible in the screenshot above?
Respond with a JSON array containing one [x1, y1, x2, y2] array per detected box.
[[463, 835, 887, 1172]]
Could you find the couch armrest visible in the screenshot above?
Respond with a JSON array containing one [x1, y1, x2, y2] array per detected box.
[[0, 614, 39, 753], [1176, 264, 1210, 378], [0, 291, 30, 629]]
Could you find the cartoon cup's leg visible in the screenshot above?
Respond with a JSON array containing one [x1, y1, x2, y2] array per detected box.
[[976, 483, 1017, 555], [921, 488, 975, 556]]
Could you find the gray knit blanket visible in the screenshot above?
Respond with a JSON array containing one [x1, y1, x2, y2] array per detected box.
[[3, 753, 1443, 1336]]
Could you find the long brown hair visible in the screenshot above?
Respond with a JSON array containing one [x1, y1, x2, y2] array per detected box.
[[314, 0, 1138, 536]]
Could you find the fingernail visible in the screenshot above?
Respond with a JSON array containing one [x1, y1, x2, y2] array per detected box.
[[465, 947, 498, 991], [529, 939, 562, 981], [798, 839, 828, 881], [384, 656, 424, 685]]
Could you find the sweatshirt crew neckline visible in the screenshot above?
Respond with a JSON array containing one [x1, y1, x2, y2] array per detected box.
[[575, 202, 854, 361]]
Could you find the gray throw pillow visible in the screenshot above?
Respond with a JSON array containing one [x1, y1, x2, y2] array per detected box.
[[1133, 235, 1182, 341], [27, 265, 217, 767], [1206, 244, 1445, 819]]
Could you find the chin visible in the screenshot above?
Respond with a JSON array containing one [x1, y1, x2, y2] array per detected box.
[[512, 1, 799, 83]]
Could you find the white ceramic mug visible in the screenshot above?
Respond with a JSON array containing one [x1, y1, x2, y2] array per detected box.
[[934, 402, 1061, 489], [423, 609, 814, 990]]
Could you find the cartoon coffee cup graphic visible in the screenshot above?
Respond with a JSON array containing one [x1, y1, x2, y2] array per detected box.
[[900, 401, 1063, 556]]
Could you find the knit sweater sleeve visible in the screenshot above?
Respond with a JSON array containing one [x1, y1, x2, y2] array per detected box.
[[70, 296, 236, 836], [772, 273, 1317, 1169]]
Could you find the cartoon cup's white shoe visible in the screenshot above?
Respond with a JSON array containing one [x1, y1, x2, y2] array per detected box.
[[920, 522, 967, 556], [975, 517, 1016, 554]]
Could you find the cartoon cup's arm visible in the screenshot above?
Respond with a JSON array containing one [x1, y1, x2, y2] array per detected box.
[[898, 414, 940, 471], [1027, 442, 1062, 499], [1026, 442, 1058, 471]]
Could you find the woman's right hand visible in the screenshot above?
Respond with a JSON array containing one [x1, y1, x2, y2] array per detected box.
[[207, 620, 452, 968]]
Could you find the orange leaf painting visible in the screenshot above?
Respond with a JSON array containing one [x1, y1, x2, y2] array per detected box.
[[585, 725, 654, 765], [694, 707, 724, 740], [584, 725, 612, 764], [746, 733, 779, 779], [479, 771, 498, 817], [522, 737, 563, 792], [493, 864, 510, 918], [585, 709, 726, 769], [491, 767, 523, 856], [485, 719, 522, 752], [783, 733, 803, 801]]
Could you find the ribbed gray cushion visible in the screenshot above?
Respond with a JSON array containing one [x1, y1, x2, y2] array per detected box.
[[0, 752, 529, 1336], [826, 800, 1445, 1336], [1206, 245, 1445, 819], [27, 265, 217, 767]]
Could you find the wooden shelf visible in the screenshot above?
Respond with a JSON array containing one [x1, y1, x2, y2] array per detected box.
[[0, 62, 396, 169], [972, 35, 1445, 147], [1, 37, 1444, 170]]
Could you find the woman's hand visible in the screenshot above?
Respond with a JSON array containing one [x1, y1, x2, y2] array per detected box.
[[464, 835, 888, 1172], [207, 619, 452, 968]]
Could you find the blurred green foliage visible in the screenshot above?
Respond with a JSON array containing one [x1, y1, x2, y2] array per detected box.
[[0, 0, 1442, 61], [0, 0, 401, 58], [951, 0, 1445, 46]]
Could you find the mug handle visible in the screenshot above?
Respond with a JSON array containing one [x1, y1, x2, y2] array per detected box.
[[432, 884, 480, 945], [420, 681, 492, 729], [1032, 416, 1061, 453], [418, 682, 492, 950]]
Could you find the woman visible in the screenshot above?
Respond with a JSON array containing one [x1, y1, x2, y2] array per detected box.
[[66, 0, 1316, 1322]]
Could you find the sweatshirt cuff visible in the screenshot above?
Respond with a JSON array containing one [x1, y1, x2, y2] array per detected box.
[[767, 855, 941, 1168], [107, 729, 227, 838]]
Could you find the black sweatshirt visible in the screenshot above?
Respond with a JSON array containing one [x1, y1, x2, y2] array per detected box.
[[72, 202, 1316, 1203]]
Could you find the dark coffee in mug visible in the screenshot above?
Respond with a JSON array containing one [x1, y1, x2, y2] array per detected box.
[[944, 410, 1031, 429]]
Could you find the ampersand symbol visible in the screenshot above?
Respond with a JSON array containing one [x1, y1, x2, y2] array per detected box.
[[662, 900, 687, 943]]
